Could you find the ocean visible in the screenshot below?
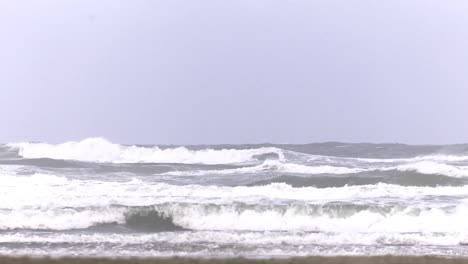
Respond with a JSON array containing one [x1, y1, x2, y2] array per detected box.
[[1, 138, 468, 258]]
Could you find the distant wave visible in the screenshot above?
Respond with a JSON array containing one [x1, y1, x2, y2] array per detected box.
[[160, 159, 468, 178], [162, 160, 368, 176], [250, 173, 466, 188], [355, 155, 468, 163], [8, 138, 284, 164], [390, 161, 468, 178], [7, 138, 468, 179]]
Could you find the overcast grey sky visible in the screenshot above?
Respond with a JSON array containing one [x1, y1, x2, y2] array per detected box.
[[1, 0, 467, 145]]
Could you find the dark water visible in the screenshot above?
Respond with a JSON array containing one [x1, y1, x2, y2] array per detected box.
[[2, 138, 468, 257]]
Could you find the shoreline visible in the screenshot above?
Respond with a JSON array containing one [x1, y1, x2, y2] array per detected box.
[[2, 256, 468, 264]]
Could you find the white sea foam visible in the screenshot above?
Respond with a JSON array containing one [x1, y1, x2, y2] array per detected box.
[[157, 203, 468, 232], [0, 207, 126, 230], [358, 155, 468, 163], [163, 159, 468, 178], [1, 230, 467, 247], [163, 160, 368, 176], [5, 139, 468, 257], [1, 173, 468, 231], [1, 245, 467, 259], [9, 138, 283, 164], [1, 201, 468, 233], [2, 173, 468, 210], [390, 161, 468, 178], [8, 138, 468, 178]]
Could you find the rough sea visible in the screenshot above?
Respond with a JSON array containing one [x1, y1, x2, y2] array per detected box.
[[2, 138, 468, 258]]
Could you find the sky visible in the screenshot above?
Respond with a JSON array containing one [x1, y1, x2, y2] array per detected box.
[[1, 0, 468, 145]]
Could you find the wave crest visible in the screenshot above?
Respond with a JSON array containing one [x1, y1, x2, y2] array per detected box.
[[2, 203, 468, 233], [8, 138, 283, 164]]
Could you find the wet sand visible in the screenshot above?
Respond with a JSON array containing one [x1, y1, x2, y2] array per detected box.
[[2, 256, 468, 264]]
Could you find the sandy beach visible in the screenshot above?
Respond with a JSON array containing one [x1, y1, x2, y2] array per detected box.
[[2, 256, 468, 264]]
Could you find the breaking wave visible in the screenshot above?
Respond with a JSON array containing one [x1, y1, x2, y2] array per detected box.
[[5, 139, 468, 257], [0, 206, 184, 231], [3, 174, 468, 210], [2, 173, 468, 232], [8, 138, 283, 164], [391, 161, 468, 178], [7, 138, 468, 178], [250, 173, 467, 188], [162, 160, 368, 176], [161, 159, 468, 178], [2, 202, 468, 233]]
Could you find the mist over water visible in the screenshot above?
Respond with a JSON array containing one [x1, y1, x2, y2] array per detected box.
[[2, 138, 468, 257]]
